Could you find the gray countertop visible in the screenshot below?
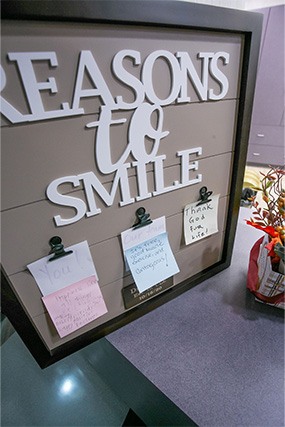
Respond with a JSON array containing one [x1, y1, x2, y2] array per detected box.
[[108, 207, 285, 426]]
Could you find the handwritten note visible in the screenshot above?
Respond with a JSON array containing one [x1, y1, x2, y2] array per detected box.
[[121, 216, 166, 270], [184, 194, 219, 245], [121, 216, 166, 251], [27, 241, 97, 296], [125, 232, 179, 293], [42, 275, 107, 338]]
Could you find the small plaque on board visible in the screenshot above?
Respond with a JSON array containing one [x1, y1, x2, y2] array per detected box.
[[122, 277, 173, 309]]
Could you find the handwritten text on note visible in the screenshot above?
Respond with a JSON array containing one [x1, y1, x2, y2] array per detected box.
[[184, 194, 220, 245], [125, 232, 179, 293], [42, 275, 108, 338], [27, 240, 97, 296], [121, 216, 166, 252]]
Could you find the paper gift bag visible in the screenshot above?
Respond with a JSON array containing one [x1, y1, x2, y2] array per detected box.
[[247, 236, 285, 309]]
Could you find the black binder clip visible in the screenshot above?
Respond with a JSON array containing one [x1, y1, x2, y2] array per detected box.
[[48, 236, 73, 262], [196, 186, 213, 206], [133, 207, 153, 229]]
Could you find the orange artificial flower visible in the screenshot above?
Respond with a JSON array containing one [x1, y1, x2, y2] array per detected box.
[[245, 220, 279, 238]]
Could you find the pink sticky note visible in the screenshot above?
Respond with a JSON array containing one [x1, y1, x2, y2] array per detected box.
[[42, 275, 108, 338]]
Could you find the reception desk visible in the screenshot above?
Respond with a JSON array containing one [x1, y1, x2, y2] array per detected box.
[[1, 207, 284, 426]]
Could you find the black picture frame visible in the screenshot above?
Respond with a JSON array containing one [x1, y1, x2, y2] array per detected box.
[[1, 0, 263, 368]]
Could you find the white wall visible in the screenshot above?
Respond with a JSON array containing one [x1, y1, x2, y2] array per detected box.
[[180, 0, 284, 9], [244, 0, 284, 10]]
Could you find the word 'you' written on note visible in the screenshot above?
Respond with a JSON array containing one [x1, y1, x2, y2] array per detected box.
[[27, 240, 108, 337], [184, 194, 220, 245], [42, 275, 108, 338], [27, 240, 98, 296]]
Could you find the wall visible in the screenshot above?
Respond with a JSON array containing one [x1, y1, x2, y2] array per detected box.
[[180, 0, 284, 9], [247, 5, 284, 166]]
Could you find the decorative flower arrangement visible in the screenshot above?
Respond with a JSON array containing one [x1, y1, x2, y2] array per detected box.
[[246, 166, 285, 273]]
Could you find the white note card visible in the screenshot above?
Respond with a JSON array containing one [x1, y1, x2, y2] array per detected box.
[[27, 240, 98, 296], [121, 216, 166, 271], [121, 216, 179, 293], [184, 194, 220, 245], [124, 232, 179, 294], [121, 216, 166, 252]]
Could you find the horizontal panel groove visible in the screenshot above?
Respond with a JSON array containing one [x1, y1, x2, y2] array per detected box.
[[2, 98, 239, 210], [2, 153, 232, 276], [1, 97, 241, 129], [1, 151, 233, 214]]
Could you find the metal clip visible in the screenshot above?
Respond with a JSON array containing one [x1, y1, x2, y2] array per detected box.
[[133, 207, 153, 229], [196, 186, 212, 206], [48, 236, 73, 262]]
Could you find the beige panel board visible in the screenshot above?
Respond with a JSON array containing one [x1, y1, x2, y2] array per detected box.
[[30, 229, 226, 351], [174, 230, 225, 284], [9, 270, 46, 318], [1, 20, 242, 355], [1, 22, 243, 125], [9, 196, 228, 320], [1, 152, 232, 275], [1, 100, 238, 210]]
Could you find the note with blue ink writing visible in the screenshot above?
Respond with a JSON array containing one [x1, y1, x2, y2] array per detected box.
[[184, 194, 219, 245], [124, 232, 179, 293], [121, 216, 167, 271]]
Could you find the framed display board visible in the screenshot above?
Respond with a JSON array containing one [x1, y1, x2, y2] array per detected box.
[[1, 0, 262, 368]]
